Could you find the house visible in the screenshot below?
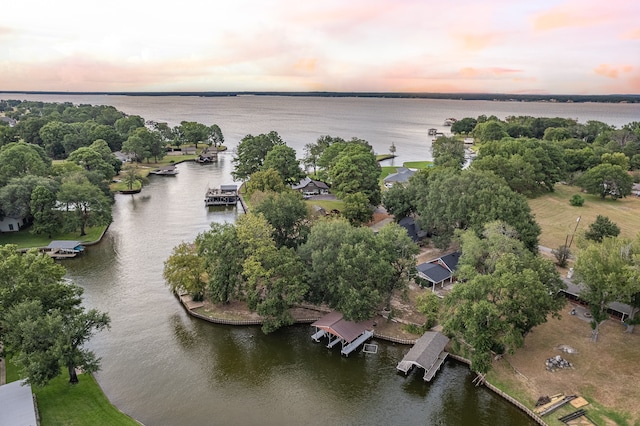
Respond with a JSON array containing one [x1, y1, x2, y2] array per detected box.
[[0, 216, 27, 232], [383, 167, 416, 188], [196, 148, 218, 163], [0, 380, 38, 426], [416, 251, 461, 290], [0, 116, 17, 127], [291, 177, 329, 196], [633, 183, 640, 197], [398, 216, 427, 242]]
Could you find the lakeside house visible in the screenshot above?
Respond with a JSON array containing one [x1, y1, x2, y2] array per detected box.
[[383, 167, 416, 188], [291, 177, 330, 196], [416, 252, 461, 291], [0, 215, 27, 232]]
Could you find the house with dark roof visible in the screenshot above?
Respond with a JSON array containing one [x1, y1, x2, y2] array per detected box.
[[398, 216, 427, 242], [416, 252, 461, 290], [291, 177, 329, 196], [383, 167, 416, 188]]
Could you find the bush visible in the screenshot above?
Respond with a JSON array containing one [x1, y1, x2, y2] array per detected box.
[[569, 194, 584, 206]]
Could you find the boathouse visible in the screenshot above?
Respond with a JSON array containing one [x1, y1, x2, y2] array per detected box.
[[396, 331, 449, 381], [149, 164, 178, 175], [196, 148, 218, 163], [204, 185, 238, 206], [43, 240, 84, 258], [311, 311, 375, 356]]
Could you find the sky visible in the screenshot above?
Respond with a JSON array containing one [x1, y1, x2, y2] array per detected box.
[[1, 0, 639, 94]]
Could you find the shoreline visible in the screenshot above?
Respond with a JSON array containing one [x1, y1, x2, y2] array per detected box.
[[175, 292, 549, 426]]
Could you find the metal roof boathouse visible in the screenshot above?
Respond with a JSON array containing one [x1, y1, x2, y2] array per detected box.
[[396, 331, 449, 381], [311, 311, 375, 356]]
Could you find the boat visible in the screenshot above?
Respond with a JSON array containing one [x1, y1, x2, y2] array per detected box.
[[443, 118, 457, 126]]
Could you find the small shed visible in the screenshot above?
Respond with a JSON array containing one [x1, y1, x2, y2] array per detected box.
[[0, 216, 26, 232]]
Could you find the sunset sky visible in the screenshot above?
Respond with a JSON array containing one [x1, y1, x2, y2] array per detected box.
[[1, 0, 639, 94]]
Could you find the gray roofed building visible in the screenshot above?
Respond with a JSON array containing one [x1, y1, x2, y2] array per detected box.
[[291, 177, 329, 195], [383, 167, 416, 187], [0, 380, 38, 426], [416, 251, 461, 290], [396, 331, 449, 381]]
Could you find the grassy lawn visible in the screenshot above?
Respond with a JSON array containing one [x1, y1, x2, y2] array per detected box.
[[34, 374, 140, 426], [305, 199, 343, 212], [376, 154, 395, 162], [4, 360, 138, 425], [380, 166, 398, 180], [0, 225, 106, 249], [528, 183, 640, 249], [403, 161, 433, 169]]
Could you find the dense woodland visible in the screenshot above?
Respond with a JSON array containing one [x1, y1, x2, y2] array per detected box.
[[2, 99, 640, 379]]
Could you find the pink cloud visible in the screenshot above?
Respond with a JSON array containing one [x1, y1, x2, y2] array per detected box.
[[454, 32, 502, 51], [622, 28, 640, 39], [460, 67, 523, 78], [594, 64, 634, 79]]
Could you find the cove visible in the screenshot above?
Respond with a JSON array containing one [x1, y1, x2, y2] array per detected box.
[[64, 158, 534, 425]]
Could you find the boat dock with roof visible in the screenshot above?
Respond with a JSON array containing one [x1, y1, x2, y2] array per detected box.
[[310, 311, 375, 357], [396, 331, 449, 381], [204, 185, 238, 206]]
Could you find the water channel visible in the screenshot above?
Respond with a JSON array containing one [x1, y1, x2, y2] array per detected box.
[[63, 157, 534, 425]]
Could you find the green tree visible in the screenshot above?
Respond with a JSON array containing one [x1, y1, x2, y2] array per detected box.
[[197, 223, 245, 304], [39, 120, 71, 159], [90, 124, 122, 152], [208, 124, 224, 148], [376, 222, 420, 305], [57, 172, 112, 236], [30, 184, 60, 237], [163, 242, 206, 301], [450, 117, 477, 134], [114, 115, 145, 140], [577, 163, 633, 199], [574, 237, 638, 341], [303, 135, 342, 175], [341, 192, 373, 226], [120, 163, 144, 191], [0, 142, 51, 185], [261, 144, 304, 184], [415, 291, 440, 329], [382, 181, 416, 220], [254, 191, 310, 248], [472, 120, 508, 143], [600, 152, 630, 171], [328, 143, 381, 206], [232, 131, 284, 181], [584, 215, 621, 243], [414, 168, 540, 251], [0, 175, 58, 221], [245, 168, 287, 197], [444, 222, 564, 374], [432, 136, 465, 169], [179, 121, 209, 148], [299, 219, 395, 321], [67, 146, 116, 181], [122, 127, 153, 163], [3, 300, 110, 386]]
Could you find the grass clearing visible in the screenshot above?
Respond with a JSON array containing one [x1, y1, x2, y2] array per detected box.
[[528, 183, 640, 249], [0, 225, 106, 249], [403, 161, 433, 169], [305, 199, 343, 212], [34, 373, 140, 426], [491, 301, 640, 425]]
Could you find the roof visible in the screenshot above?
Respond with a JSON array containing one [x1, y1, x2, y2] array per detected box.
[[46, 240, 83, 250], [401, 332, 449, 371], [384, 167, 416, 183], [440, 252, 461, 272], [417, 262, 451, 283], [291, 177, 329, 190], [0, 380, 38, 426], [311, 311, 374, 343], [562, 279, 632, 316], [220, 184, 238, 192]]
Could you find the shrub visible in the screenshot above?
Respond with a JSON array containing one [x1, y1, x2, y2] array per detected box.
[[569, 194, 584, 206]]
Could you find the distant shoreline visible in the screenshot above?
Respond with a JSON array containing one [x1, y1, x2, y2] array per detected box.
[[1, 90, 638, 103]]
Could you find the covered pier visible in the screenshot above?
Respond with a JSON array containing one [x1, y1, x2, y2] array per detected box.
[[396, 331, 449, 381], [311, 311, 375, 357], [204, 185, 238, 206]]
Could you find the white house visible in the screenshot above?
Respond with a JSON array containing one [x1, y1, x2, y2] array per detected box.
[[0, 216, 26, 232]]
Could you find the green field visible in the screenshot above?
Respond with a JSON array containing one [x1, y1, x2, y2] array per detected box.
[[0, 226, 106, 249], [528, 184, 640, 249]]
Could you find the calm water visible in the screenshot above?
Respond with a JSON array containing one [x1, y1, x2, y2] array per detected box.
[[8, 93, 638, 425]]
